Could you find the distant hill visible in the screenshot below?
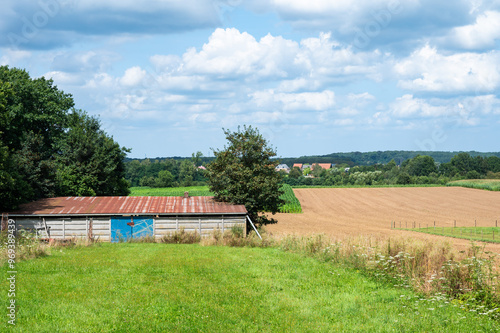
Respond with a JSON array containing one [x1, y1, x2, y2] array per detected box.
[[126, 151, 500, 167], [278, 151, 500, 167]]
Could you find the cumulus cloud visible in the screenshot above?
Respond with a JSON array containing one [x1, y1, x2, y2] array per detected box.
[[120, 66, 147, 87], [395, 45, 500, 93], [446, 11, 500, 50], [249, 89, 335, 111], [182, 28, 299, 78]]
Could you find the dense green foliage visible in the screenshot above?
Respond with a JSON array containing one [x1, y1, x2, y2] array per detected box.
[[207, 126, 284, 226], [125, 152, 207, 187], [283, 153, 500, 187], [2, 243, 497, 332], [0, 66, 129, 210]]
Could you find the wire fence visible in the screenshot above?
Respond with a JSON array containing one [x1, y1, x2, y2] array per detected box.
[[391, 219, 500, 243]]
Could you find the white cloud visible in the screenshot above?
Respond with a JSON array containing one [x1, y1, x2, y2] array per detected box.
[[447, 11, 500, 49], [42, 71, 84, 85], [182, 28, 299, 78], [120, 66, 147, 87], [395, 45, 500, 93], [250, 90, 335, 111], [390, 94, 450, 118]]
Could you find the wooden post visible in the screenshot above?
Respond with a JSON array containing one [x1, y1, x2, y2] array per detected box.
[[199, 218, 202, 236], [222, 218, 224, 233], [62, 218, 66, 239]]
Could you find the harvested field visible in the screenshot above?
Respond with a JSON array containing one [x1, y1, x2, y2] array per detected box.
[[267, 187, 500, 252]]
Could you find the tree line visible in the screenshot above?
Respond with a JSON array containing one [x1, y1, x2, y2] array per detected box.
[[282, 153, 500, 186], [280, 150, 500, 167], [125, 152, 208, 187], [0, 66, 129, 211]]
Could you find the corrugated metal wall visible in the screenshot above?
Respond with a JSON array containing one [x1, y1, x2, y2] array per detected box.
[[12, 214, 246, 242]]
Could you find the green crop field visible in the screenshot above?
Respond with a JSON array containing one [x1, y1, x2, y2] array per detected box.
[[279, 184, 302, 213], [1, 243, 497, 332], [446, 179, 500, 191]]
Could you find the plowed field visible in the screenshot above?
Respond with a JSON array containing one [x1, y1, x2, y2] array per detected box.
[[267, 187, 500, 252]]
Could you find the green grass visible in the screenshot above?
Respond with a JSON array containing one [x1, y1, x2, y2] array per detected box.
[[129, 186, 214, 197], [279, 184, 302, 213], [446, 179, 500, 191], [397, 226, 500, 243], [2, 243, 498, 332]]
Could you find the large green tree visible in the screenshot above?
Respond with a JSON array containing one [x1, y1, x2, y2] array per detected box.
[[206, 126, 284, 226], [0, 66, 130, 210], [54, 110, 130, 196]]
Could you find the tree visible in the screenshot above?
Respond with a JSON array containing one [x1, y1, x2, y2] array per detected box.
[[54, 110, 130, 196], [405, 155, 437, 177], [206, 126, 284, 226], [156, 170, 174, 187], [288, 167, 302, 179]]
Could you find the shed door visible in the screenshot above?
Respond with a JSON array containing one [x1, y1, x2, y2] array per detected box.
[[111, 216, 153, 242]]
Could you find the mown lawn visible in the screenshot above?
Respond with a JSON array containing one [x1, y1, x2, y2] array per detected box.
[[1, 244, 498, 332]]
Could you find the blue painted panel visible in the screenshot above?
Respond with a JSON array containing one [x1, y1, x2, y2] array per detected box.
[[111, 216, 153, 242]]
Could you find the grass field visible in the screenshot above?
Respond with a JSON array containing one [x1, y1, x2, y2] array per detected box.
[[129, 186, 214, 197], [397, 226, 500, 243], [2, 243, 498, 332], [447, 179, 500, 191]]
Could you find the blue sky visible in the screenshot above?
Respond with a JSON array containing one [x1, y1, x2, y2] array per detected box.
[[1, 0, 499, 158]]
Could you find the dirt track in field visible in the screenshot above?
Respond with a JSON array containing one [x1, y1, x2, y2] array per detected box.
[[267, 187, 500, 252]]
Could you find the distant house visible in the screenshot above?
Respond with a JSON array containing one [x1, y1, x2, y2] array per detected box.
[[198, 166, 207, 170], [275, 164, 290, 173], [292, 163, 303, 170], [344, 167, 350, 172], [312, 163, 332, 170]]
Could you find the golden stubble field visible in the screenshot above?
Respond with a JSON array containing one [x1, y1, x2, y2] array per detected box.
[[267, 187, 500, 252]]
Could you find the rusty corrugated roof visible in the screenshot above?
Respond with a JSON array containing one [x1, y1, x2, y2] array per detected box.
[[8, 196, 247, 216]]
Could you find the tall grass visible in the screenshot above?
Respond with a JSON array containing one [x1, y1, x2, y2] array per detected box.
[[277, 234, 500, 319], [447, 179, 500, 191], [0, 230, 99, 266]]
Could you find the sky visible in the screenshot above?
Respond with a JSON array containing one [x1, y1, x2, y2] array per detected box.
[[1, 0, 499, 158]]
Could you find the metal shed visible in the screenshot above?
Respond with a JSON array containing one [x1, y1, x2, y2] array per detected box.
[[2, 196, 247, 242]]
